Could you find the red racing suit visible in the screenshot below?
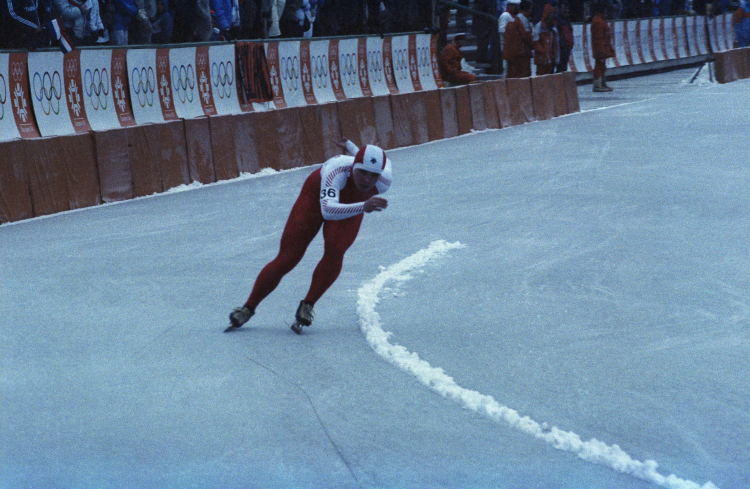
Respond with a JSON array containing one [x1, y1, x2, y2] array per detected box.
[[245, 143, 392, 309]]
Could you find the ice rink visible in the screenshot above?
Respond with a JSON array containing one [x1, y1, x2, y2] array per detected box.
[[2, 66, 748, 489]]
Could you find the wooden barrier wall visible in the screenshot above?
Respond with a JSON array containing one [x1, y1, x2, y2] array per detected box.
[[2, 71, 577, 223]]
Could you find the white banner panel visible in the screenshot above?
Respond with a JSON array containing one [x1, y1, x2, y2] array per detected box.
[[366, 36, 393, 96], [127, 49, 161, 124], [27, 52, 74, 136], [80, 49, 120, 131], [0, 54, 22, 141], [169, 46, 203, 119], [337, 39, 362, 98], [277, 40, 304, 107], [307, 39, 335, 104], [416, 33, 438, 90], [390, 35, 413, 93], [206, 44, 242, 115]]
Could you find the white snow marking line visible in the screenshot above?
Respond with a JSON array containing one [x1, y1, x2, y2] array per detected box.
[[357, 239, 718, 489]]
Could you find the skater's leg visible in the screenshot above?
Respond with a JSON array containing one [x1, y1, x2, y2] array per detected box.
[[245, 192, 323, 309], [303, 215, 363, 305]]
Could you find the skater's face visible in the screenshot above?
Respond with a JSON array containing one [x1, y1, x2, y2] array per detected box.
[[352, 168, 380, 192]]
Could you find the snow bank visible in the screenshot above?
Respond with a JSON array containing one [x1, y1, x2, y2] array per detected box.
[[357, 239, 718, 489]]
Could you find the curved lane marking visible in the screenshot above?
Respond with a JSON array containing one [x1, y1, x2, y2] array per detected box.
[[357, 239, 717, 489]]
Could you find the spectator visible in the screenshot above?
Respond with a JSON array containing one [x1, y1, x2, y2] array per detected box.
[[52, 0, 104, 46], [267, 0, 286, 36], [1, 0, 51, 49], [210, 0, 233, 39], [194, 0, 213, 40], [237, 0, 270, 39], [555, 2, 574, 72], [473, 0, 496, 64], [499, 0, 521, 76], [279, 0, 309, 37], [503, 0, 533, 78], [129, 0, 155, 43], [733, 0, 750, 47], [109, 0, 138, 44], [533, 3, 558, 75], [591, 2, 615, 91], [440, 32, 478, 85], [150, 0, 172, 43]]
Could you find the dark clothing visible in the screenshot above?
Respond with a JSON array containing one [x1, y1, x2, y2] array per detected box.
[[150, 9, 172, 43]]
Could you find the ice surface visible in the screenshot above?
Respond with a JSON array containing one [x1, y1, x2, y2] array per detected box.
[[2, 68, 748, 489]]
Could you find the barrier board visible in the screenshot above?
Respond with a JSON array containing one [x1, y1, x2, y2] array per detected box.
[[530, 75, 555, 121], [438, 87, 459, 139], [0, 139, 33, 221], [489, 79, 513, 128], [184, 117, 215, 184], [506, 77, 534, 126], [335, 97, 378, 147], [424, 90, 444, 140], [390, 91, 429, 147], [454, 86, 472, 135], [468, 83, 488, 131], [93, 127, 133, 202], [372, 95, 395, 149]]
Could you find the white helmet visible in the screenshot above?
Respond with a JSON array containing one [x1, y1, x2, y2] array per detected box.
[[352, 145, 387, 175]]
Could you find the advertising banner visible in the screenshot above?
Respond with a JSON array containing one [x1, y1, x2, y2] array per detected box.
[[27, 51, 76, 136]]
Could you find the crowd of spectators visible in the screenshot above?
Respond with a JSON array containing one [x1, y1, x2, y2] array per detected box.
[[0, 0, 434, 50], [0, 0, 741, 51]]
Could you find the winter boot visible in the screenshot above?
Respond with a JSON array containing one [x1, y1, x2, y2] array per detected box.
[[602, 76, 614, 90], [295, 300, 314, 326], [593, 77, 612, 92], [228, 305, 255, 329]]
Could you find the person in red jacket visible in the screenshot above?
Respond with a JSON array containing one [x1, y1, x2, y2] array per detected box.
[[591, 3, 615, 92], [503, 0, 534, 78], [439, 33, 477, 85], [533, 3, 559, 75]]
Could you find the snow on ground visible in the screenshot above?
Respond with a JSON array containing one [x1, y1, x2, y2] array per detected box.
[[1, 67, 748, 489]]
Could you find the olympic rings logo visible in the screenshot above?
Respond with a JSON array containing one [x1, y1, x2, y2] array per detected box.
[[84, 68, 109, 111], [32, 71, 62, 115], [339, 52, 358, 87], [367, 50, 383, 83], [0, 74, 6, 120], [310, 54, 328, 89], [392, 48, 409, 81], [280, 56, 299, 92], [171, 64, 195, 104], [131, 66, 156, 107], [211, 61, 234, 100]]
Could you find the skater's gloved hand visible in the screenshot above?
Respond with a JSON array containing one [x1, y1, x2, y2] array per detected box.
[[363, 196, 388, 213]]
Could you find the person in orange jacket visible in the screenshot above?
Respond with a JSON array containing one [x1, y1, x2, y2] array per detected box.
[[439, 32, 478, 85], [591, 2, 615, 92], [503, 0, 534, 78], [533, 3, 559, 75]]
